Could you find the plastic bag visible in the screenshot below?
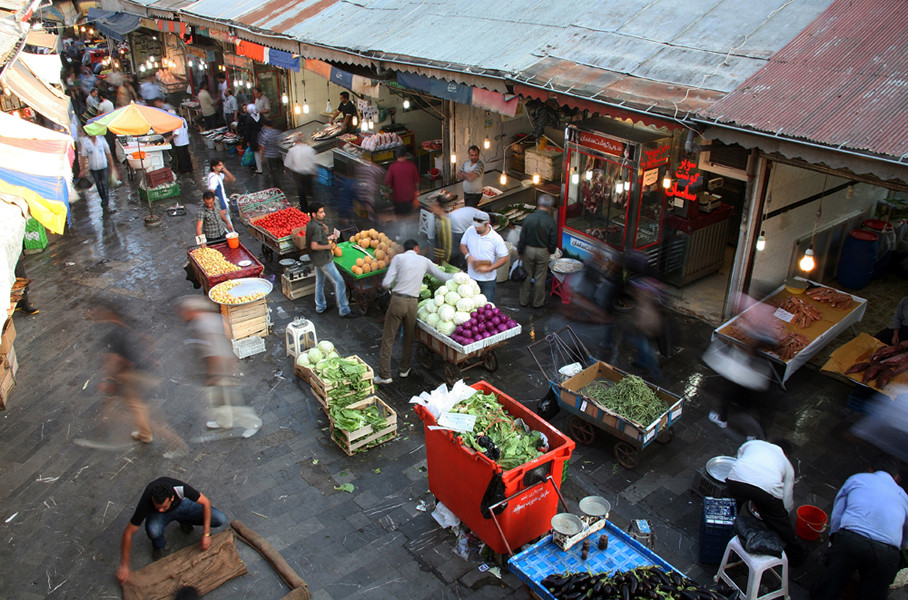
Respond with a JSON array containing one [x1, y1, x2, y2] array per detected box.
[[537, 388, 560, 420], [734, 514, 784, 557], [510, 259, 528, 282], [109, 169, 121, 188], [240, 146, 255, 167]]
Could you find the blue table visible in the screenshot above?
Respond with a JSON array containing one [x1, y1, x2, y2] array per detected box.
[[508, 520, 682, 600]]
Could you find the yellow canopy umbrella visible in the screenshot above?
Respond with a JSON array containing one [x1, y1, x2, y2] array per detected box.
[[83, 101, 184, 136]]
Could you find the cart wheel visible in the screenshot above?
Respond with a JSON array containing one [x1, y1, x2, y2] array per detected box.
[[443, 362, 460, 385], [261, 244, 274, 262], [656, 429, 674, 444], [482, 350, 498, 372], [567, 417, 596, 445], [416, 343, 434, 370], [614, 442, 639, 469], [354, 293, 368, 315]]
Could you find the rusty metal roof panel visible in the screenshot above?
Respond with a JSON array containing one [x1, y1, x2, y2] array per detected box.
[[704, 0, 908, 160]]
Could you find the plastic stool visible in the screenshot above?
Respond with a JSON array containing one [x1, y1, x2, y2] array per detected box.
[[285, 318, 317, 358], [418, 209, 432, 237], [550, 272, 572, 304], [714, 536, 789, 600]]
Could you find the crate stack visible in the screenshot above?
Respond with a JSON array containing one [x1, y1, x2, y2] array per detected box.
[[699, 497, 737, 564], [309, 356, 397, 455], [139, 168, 180, 203], [0, 317, 18, 409], [220, 299, 268, 341]]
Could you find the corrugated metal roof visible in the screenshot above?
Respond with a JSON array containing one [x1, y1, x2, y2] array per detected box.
[[704, 0, 908, 161]]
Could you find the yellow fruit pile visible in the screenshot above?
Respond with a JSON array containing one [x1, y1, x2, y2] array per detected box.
[[191, 247, 241, 276], [210, 280, 266, 304], [349, 229, 403, 275]]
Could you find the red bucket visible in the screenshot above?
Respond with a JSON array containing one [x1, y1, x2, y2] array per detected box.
[[795, 505, 828, 541]]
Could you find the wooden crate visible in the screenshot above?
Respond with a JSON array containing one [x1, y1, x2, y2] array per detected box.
[[310, 355, 374, 399], [281, 274, 316, 300], [294, 362, 313, 383], [329, 396, 397, 455], [220, 299, 268, 340]]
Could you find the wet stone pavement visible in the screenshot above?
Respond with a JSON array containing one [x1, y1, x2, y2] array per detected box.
[[2, 132, 906, 599]]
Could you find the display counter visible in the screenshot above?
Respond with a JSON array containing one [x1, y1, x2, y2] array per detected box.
[[280, 118, 332, 155], [713, 278, 867, 387], [416, 171, 532, 211], [116, 138, 172, 171], [663, 203, 734, 286]]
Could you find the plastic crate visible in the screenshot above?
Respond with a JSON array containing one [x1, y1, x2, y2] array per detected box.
[[699, 497, 737, 564], [144, 167, 175, 188], [139, 182, 181, 203], [414, 381, 575, 555], [23, 218, 48, 251], [232, 335, 265, 359], [690, 468, 727, 499]]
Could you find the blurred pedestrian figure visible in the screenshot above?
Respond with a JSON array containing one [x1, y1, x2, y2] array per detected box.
[[207, 160, 235, 229], [306, 203, 356, 318], [115, 76, 138, 108], [78, 132, 119, 213], [443, 203, 483, 268], [811, 454, 908, 600], [456, 145, 484, 207], [238, 104, 263, 174], [517, 194, 557, 308], [13, 253, 38, 315], [726, 439, 807, 566], [197, 85, 217, 130], [375, 240, 453, 384], [166, 114, 193, 174], [874, 295, 908, 346], [81, 301, 186, 455], [179, 297, 262, 438], [139, 74, 162, 103], [283, 135, 316, 213], [85, 87, 100, 114], [222, 87, 238, 128], [851, 391, 908, 462], [385, 146, 419, 215], [116, 477, 227, 583], [460, 211, 508, 302], [258, 118, 283, 185], [429, 197, 453, 263], [570, 250, 621, 355], [627, 276, 664, 378]]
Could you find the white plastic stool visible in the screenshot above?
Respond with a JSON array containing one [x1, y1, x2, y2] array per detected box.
[[418, 209, 432, 237], [714, 536, 789, 600], [285, 318, 317, 358]]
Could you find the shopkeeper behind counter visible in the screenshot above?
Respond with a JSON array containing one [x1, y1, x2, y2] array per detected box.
[[875, 296, 908, 345]]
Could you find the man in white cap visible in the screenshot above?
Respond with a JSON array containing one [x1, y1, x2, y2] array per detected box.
[[460, 211, 509, 302]]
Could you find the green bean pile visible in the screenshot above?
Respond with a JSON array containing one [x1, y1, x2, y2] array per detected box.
[[580, 375, 666, 426]]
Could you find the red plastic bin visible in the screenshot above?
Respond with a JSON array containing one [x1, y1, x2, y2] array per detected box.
[[414, 381, 575, 555]]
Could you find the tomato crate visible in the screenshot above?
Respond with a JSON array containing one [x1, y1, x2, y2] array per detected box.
[[329, 396, 397, 456], [144, 167, 175, 188], [139, 181, 180, 203]]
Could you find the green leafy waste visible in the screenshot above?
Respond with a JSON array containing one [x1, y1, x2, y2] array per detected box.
[[579, 375, 667, 426], [330, 403, 388, 433], [318, 357, 368, 381], [450, 391, 545, 470]]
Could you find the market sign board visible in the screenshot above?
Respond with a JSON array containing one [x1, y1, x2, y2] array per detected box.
[[575, 131, 625, 157]]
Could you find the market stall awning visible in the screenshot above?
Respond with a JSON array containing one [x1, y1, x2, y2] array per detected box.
[[86, 8, 141, 42], [0, 111, 75, 235], [18, 51, 61, 85], [0, 59, 71, 130], [25, 29, 57, 49]]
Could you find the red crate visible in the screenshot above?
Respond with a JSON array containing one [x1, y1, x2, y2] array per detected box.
[[414, 381, 574, 555], [144, 167, 175, 188]]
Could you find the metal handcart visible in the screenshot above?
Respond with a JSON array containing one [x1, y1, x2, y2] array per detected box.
[[415, 320, 522, 385], [235, 188, 301, 262], [332, 240, 388, 315], [529, 327, 683, 469]]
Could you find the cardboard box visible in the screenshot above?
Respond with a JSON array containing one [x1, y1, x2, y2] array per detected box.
[[291, 227, 307, 250], [0, 364, 15, 409], [0, 317, 15, 355]]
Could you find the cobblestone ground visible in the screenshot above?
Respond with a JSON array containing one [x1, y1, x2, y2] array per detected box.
[[2, 132, 905, 599]]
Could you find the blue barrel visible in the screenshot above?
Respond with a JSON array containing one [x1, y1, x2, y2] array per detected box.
[[836, 229, 879, 290], [862, 219, 896, 278]]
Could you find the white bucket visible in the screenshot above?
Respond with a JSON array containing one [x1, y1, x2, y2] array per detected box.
[[204, 136, 215, 150], [127, 155, 154, 170]]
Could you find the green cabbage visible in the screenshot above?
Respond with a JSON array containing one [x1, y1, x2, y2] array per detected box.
[[444, 291, 461, 306], [426, 313, 440, 328], [437, 320, 456, 336], [307, 348, 323, 363], [438, 304, 455, 323], [318, 340, 335, 354]]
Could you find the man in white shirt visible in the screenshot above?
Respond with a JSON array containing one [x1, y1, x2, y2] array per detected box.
[[726, 439, 807, 565], [283, 136, 317, 212], [374, 240, 452, 384], [222, 88, 238, 127], [85, 87, 100, 113], [78, 133, 119, 213], [460, 211, 509, 302], [207, 160, 235, 228], [253, 87, 271, 117], [166, 114, 192, 174], [456, 145, 484, 206]]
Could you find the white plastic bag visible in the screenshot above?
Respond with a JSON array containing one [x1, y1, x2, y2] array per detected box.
[[431, 501, 461, 529]]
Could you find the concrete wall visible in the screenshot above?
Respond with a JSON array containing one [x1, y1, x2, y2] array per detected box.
[[749, 162, 886, 294], [451, 103, 534, 174]]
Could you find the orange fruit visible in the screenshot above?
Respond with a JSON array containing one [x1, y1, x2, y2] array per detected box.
[[352, 266, 363, 275], [374, 249, 385, 260], [356, 258, 364, 267]]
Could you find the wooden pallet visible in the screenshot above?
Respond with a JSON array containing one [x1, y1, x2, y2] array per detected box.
[[329, 396, 397, 456]]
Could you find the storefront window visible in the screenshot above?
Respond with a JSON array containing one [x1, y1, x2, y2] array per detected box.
[[633, 168, 669, 249], [564, 149, 631, 249]]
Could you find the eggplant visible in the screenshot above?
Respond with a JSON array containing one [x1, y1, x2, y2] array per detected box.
[[621, 583, 630, 600], [628, 576, 638, 596], [680, 591, 700, 600]]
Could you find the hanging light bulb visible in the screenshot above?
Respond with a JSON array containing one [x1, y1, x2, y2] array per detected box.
[[303, 102, 310, 114], [154, 62, 160, 69], [294, 103, 301, 115], [149, 55, 155, 62], [585, 170, 593, 181], [532, 173, 540, 185], [616, 180, 625, 194], [499, 172, 507, 185], [188, 60, 193, 68], [799, 247, 816, 272], [139, 64, 146, 73], [352, 115, 358, 126], [483, 138, 490, 150], [326, 99, 332, 113], [662, 175, 672, 189], [402, 98, 410, 110], [368, 119, 374, 130], [451, 153, 457, 164], [756, 232, 766, 252], [571, 167, 580, 185], [245, 81, 251, 88], [281, 93, 289, 104]]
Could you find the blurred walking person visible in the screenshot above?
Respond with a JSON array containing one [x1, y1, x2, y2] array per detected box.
[[179, 297, 262, 438], [517, 194, 557, 308], [283, 135, 317, 213]]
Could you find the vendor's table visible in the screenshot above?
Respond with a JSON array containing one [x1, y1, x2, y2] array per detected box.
[[508, 520, 681, 600], [116, 140, 172, 171], [414, 319, 521, 385], [332, 241, 388, 315], [713, 278, 867, 388], [187, 241, 264, 293], [416, 170, 531, 212]]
